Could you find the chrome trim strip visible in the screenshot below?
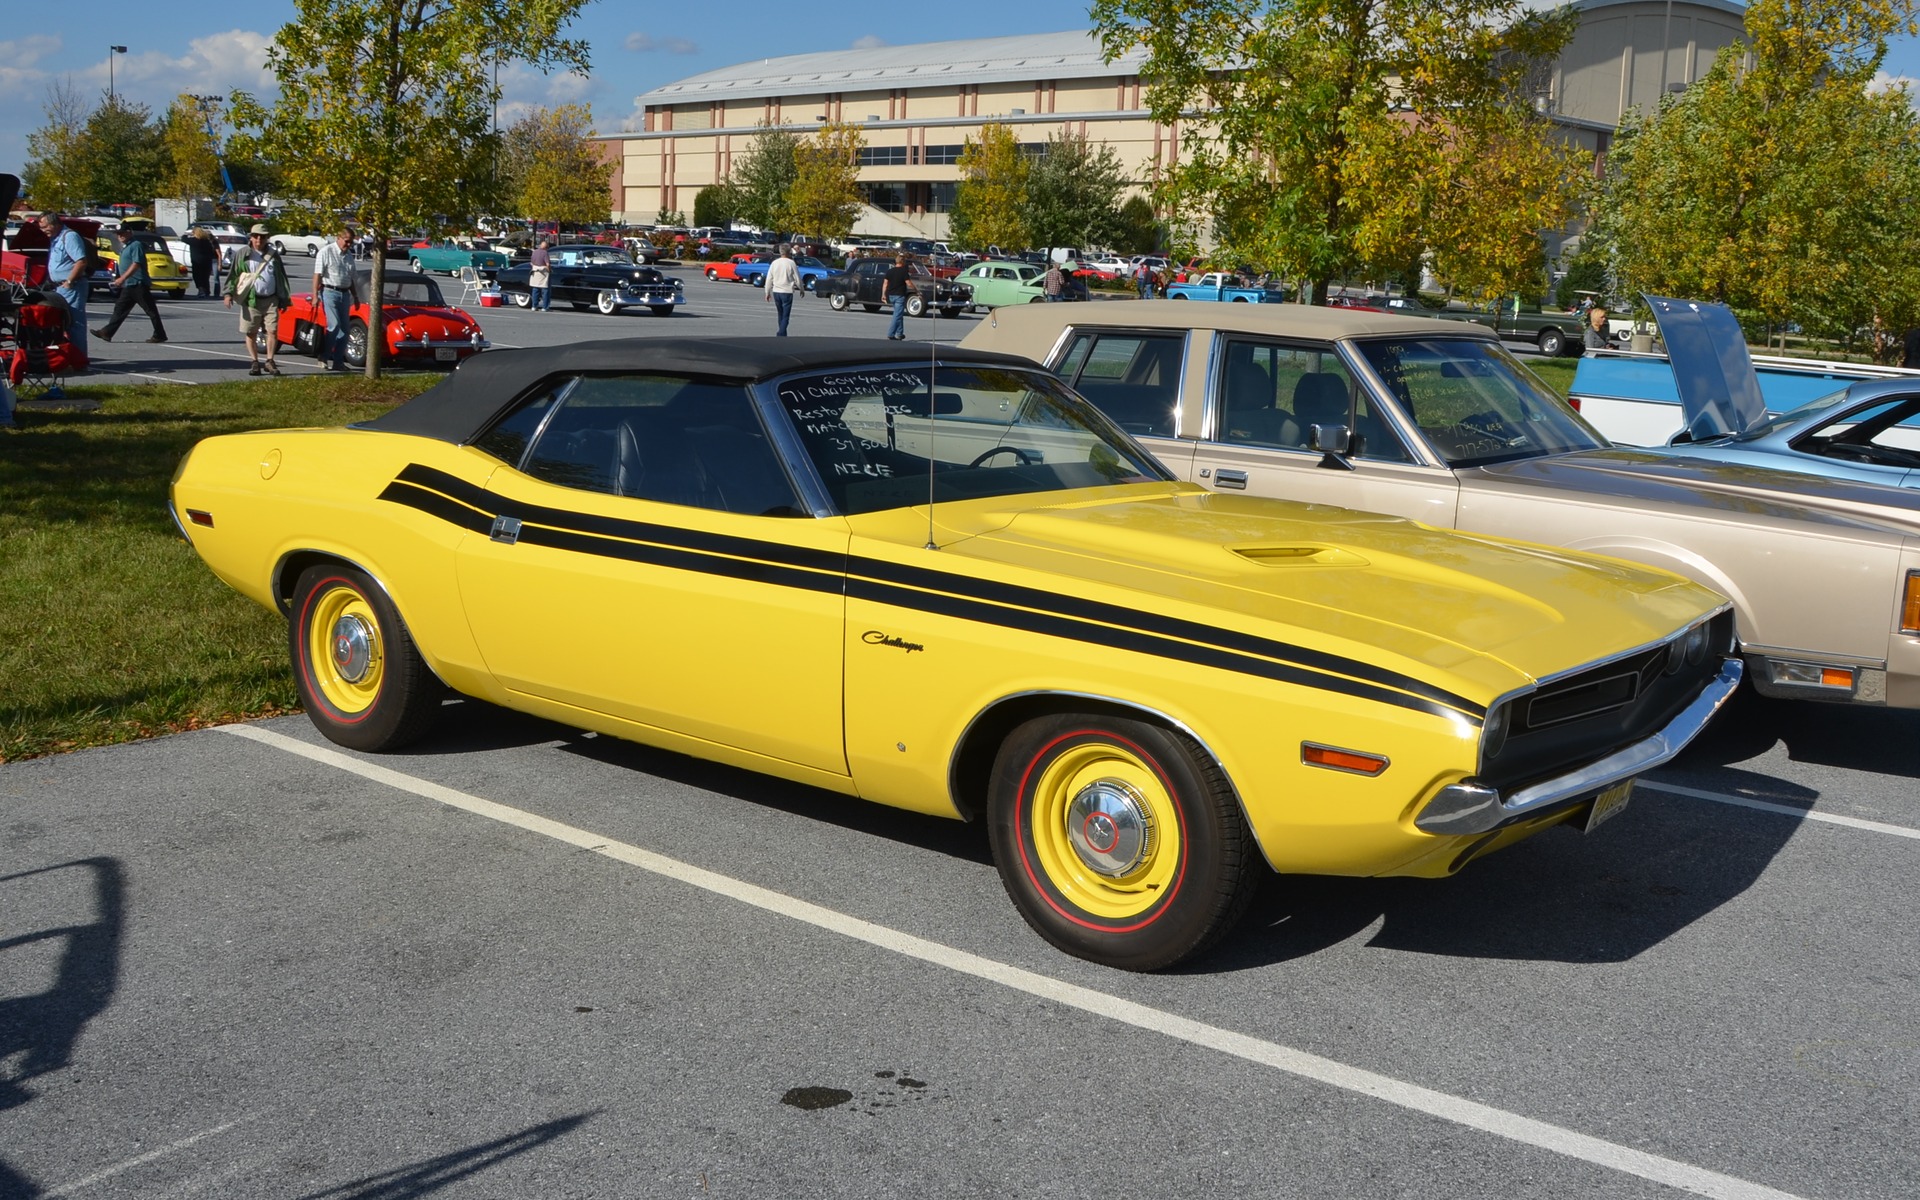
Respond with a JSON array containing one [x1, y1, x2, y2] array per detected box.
[[1416, 658, 1743, 835]]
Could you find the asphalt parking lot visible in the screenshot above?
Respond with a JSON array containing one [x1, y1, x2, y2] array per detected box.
[[3, 681, 1915, 1198], [71, 263, 1007, 386]]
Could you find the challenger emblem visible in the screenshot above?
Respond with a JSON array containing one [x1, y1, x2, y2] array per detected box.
[[861, 630, 924, 654]]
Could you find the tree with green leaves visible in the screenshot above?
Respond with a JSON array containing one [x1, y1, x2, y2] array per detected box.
[[1023, 130, 1129, 252], [1588, 0, 1920, 355], [785, 122, 865, 239], [161, 96, 226, 201], [22, 81, 92, 213], [728, 122, 800, 233], [948, 122, 1029, 253], [1092, 0, 1578, 303], [501, 104, 614, 230], [693, 184, 739, 229], [230, 0, 591, 375], [1113, 194, 1162, 254]]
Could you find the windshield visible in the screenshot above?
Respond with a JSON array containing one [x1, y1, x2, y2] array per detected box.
[[774, 365, 1171, 515], [1725, 387, 1855, 441], [1351, 337, 1607, 465]]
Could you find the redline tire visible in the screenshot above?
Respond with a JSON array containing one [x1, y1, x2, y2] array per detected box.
[[288, 564, 443, 752], [987, 713, 1259, 970]]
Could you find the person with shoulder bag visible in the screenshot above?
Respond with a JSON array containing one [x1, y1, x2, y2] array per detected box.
[[224, 224, 292, 375]]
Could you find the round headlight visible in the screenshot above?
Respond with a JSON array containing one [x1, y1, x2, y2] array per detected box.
[[1684, 623, 1711, 665], [1481, 703, 1509, 762]]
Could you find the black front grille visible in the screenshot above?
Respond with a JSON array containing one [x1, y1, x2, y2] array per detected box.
[[1480, 611, 1733, 792]]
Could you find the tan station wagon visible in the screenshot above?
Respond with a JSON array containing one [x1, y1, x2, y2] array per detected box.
[[962, 302, 1920, 709]]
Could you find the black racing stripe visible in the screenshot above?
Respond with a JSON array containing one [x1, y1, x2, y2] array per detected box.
[[851, 555, 1481, 716], [382, 463, 1479, 721], [378, 481, 494, 535], [394, 462, 842, 573], [847, 577, 1471, 724], [522, 524, 846, 597]]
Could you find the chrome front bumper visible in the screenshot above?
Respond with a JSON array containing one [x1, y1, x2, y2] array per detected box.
[[1413, 658, 1744, 836]]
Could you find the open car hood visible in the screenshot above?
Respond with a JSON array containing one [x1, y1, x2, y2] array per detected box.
[[1644, 295, 1769, 441]]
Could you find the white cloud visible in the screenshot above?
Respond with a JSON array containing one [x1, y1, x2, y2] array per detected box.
[[851, 35, 888, 50], [1870, 69, 1919, 96], [0, 35, 62, 68], [625, 32, 699, 55]]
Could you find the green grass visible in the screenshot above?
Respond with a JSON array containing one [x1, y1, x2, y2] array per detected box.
[[0, 375, 437, 762]]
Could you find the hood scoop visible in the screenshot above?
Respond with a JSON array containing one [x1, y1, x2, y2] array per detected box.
[[1232, 544, 1368, 568]]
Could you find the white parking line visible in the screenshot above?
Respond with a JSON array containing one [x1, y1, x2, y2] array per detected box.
[[1642, 780, 1920, 841], [42, 1119, 250, 1197], [218, 722, 1805, 1200]]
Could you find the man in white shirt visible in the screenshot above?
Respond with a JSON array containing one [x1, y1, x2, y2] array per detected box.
[[311, 230, 360, 371], [762, 245, 801, 337]]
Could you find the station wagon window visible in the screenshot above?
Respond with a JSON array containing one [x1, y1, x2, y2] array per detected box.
[[774, 365, 1168, 515], [1350, 338, 1604, 466], [1053, 331, 1183, 437], [1214, 338, 1410, 462], [478, 374, 802, 515]]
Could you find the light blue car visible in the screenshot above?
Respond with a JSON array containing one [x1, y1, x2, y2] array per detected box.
[[735, 254, 833, 291], [1612, 297, 1920, 489]]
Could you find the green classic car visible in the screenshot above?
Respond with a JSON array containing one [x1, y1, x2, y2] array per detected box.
[[407, 240, 508, 277], [955, 260, 1048, 311]]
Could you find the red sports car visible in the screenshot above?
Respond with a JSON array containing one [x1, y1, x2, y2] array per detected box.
[[272, 269, 488, 369], [704, 252, 767, 282]]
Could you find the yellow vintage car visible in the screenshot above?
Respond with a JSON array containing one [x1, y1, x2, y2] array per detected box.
[[95, 231, 188, 295], [170, 339, 1739, 969]]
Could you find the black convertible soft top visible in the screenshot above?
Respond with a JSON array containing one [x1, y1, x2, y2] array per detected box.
[[358, 336, 1037, 444]]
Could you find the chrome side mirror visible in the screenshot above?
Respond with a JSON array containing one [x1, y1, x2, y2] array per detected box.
[[1309, 423, 1357, 471]]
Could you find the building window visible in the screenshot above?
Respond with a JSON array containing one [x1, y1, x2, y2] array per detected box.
[[861, 183, 904, 212], [857, 146, 910, 167], [927, 183, 957, 213], [924, 144, 966, 165]]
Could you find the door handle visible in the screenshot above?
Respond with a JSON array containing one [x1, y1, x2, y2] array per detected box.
[[1213, 469, 1249, 490]]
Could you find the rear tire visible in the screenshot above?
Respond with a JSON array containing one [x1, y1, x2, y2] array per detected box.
[[1538, 328, 1567, 357], [288, 564, 444, 752], [987, 713, 1260, 970]]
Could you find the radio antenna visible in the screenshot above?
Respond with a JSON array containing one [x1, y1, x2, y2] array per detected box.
[[925, 297, 939, 550]]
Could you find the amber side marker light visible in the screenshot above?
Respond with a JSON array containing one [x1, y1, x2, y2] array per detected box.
[[1302, 742, 1389, 776], [186, 510, 214, 527], [1903, 570, 1920, 634]]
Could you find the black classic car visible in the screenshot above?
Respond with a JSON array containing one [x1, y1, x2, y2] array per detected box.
[[493, 244, 685, 316], [817, 258, 971, 319]]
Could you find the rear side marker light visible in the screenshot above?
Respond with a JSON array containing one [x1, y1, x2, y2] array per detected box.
[[187, 510, 214, 527], [1302, 742, 1389, 776], [1902, 570, 1920, 634]]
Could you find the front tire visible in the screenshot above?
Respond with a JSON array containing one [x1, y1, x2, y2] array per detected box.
[[829, 292, 849, 311], [595, 290, 619, 315], [409, 257, 424, 274], [1537, 328, 1566, 357], [650, 305, 674, 317], [288, 565, 444, 752], [344, 319, 368, 368], [510, 290, 531, 308], [987, 714, 1260, 970]]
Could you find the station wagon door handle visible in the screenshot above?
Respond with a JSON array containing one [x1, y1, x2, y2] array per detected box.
[[1213, 469, 1249, 490]]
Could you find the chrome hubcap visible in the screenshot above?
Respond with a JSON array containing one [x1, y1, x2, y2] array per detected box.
[[1066, 779, 1154, 877], [329, 614, 375, 682]]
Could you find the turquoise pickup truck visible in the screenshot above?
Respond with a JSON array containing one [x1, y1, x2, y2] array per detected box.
[[407, 240, 508, 277], [1163, 272, 1288, 303]]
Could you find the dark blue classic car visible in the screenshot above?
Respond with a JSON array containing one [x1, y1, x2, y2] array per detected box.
[[493, 244, 685, 316]]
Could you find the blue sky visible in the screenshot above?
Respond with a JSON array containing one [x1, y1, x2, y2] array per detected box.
[[6, 2, 1919, 193]]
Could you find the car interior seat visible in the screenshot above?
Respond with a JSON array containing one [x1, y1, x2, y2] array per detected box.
[[1222, 352, 1299, 446], [1291, 372, 1351, 449]]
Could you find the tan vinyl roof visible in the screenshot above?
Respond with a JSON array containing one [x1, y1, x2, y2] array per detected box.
[[976, 299, 1503, 343]]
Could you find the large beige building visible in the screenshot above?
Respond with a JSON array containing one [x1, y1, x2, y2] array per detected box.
[[600, 1, 1747, 242]]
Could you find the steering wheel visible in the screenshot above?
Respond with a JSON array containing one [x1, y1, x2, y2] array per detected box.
[[967, 445, 1037, 468]]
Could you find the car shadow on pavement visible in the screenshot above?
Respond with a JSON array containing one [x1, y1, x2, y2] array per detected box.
[[1672, 688, 1920, 779], [1197, 776, 1800, 973], [0, 857, 126, 1195]]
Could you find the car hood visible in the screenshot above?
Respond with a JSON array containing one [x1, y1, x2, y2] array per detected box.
[[1475, 448, 1920, 537], [1644, 295, 1769, 439], [882, 486, 1722, 701]]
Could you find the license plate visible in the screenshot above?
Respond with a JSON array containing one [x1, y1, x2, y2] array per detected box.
[[1583, 779, 1634, 832], [434, 348, 457, 362]]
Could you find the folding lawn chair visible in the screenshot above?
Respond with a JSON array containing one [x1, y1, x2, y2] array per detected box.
[[8, 301, 86, 398]]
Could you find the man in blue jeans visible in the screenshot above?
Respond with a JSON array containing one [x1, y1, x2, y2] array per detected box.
[[311, 230, 359, 370], [881, 254, 911, 340], [38, 213, 91, 360]]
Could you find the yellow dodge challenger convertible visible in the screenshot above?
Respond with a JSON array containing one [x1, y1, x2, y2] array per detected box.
[[170, 337, 1740, 969]]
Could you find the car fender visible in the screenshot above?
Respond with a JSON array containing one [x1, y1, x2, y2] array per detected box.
[[1550, 534, 1755, 639]]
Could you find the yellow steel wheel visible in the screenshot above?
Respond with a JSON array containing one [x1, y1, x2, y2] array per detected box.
[[988, 713, 1261, 971], [289, 564, 444, 752], [1024, 740, 1183, 923], [304, 581, 385, 718]]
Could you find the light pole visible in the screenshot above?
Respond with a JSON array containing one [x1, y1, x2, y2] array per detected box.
[[108, 45, 127, 103]]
